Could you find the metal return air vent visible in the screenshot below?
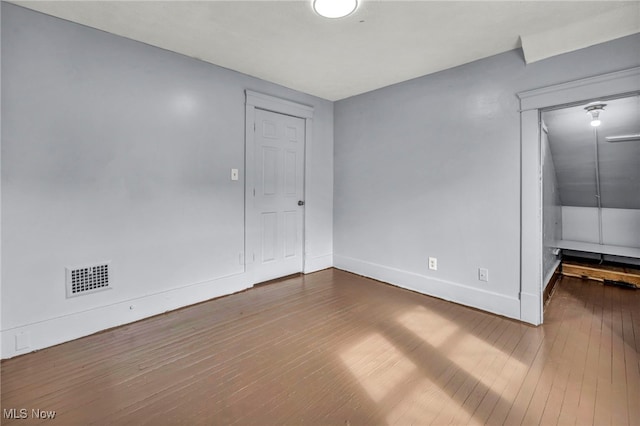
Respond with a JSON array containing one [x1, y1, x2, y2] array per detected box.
[[66, 262, 111, 298]]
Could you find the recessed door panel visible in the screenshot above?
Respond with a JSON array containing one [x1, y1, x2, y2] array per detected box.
[[261, 212, 278, 263], [284, 150, 297, 196], [284, 210, 297, 258], [286, 126, 298, 142], [262, 120, 277, 139], [262, 147, 278, 196]]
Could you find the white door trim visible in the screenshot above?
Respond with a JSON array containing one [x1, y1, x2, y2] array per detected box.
[[245, 90, 314, 285], [516, 66, 640, 325]]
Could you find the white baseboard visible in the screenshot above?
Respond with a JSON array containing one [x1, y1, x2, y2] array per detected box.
[[1, 272, 250, 359], [544, 259, 561, 290], [334, 255, 521, 321], [304, 253, 333, 273], [2, 253, 526, 359]]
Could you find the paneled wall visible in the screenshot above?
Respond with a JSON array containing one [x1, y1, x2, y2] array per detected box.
[[562, 207, 640, 248]]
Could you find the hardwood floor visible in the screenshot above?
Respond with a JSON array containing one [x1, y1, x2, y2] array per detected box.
[[2, 268, 639, 425]]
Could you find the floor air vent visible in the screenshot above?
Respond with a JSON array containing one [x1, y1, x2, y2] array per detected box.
[[66, 262, 111, 298]]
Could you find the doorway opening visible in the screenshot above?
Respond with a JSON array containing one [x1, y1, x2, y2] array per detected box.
[[517, 67, 640, 325], [540, 94, 640, 294]]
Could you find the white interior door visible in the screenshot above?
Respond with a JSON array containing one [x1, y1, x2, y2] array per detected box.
[[252, 108, 305, 283]]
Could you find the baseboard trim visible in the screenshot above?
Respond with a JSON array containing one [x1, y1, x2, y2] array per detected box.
[[304, 253, 333, 274], [1, 272, 250, 359], [334, 255, 520, 321], [544, 259, 562, 291], [543, 261, 562, 310]]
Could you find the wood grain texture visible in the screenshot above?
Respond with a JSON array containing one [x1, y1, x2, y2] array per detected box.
[[562, 262, 640, 287], [2, 269, 639, 425]]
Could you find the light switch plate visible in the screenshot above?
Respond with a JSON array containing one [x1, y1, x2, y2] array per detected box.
[[231, 168, 239, 181]]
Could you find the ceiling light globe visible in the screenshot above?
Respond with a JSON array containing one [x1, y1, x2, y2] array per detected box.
[[584, 102, 605, 128], [313, 0, 358, 18]]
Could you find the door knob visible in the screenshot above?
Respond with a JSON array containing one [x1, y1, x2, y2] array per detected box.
[[298, 200, 305, 206]]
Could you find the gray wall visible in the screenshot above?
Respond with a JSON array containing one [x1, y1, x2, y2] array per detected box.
[[562, 206, 640, 248], [1, 3, 333, 358], [334, 33, 640, 319], [542, 127, 562, 288]]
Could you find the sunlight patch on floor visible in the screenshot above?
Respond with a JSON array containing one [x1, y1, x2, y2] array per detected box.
[[339, 306, 530, 424], [339, 333, 417, 402], [397, 306, 525, 392], [396, 305, 460, 347], [385, 376, 458, 424]]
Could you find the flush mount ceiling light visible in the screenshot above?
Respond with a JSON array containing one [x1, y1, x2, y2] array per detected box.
[[313, 0, 358, 18], [584, 102, 606, 127]]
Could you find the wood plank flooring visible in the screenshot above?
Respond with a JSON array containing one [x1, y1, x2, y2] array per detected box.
[[2, 268, 639, 425]]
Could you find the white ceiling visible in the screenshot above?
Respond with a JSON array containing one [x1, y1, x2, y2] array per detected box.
[[12, 1, 640, 101], [543, 95, 640, 210]]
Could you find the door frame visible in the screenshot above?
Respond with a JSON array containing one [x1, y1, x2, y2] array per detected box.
[[244, 90, 314, 285], [516, 66, 640, 325]]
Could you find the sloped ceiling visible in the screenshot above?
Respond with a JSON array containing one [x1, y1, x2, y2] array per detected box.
[[11, 0, 640, 101], [543, 95, 640, 210]]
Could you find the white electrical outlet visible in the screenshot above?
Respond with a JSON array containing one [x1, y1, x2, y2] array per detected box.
[[429, 257, 438, 271], [479, 268, 489, 282]]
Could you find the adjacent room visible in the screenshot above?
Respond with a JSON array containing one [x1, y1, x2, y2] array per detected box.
[[2, 0, 640, 424], [541, 95, 640, 282]]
